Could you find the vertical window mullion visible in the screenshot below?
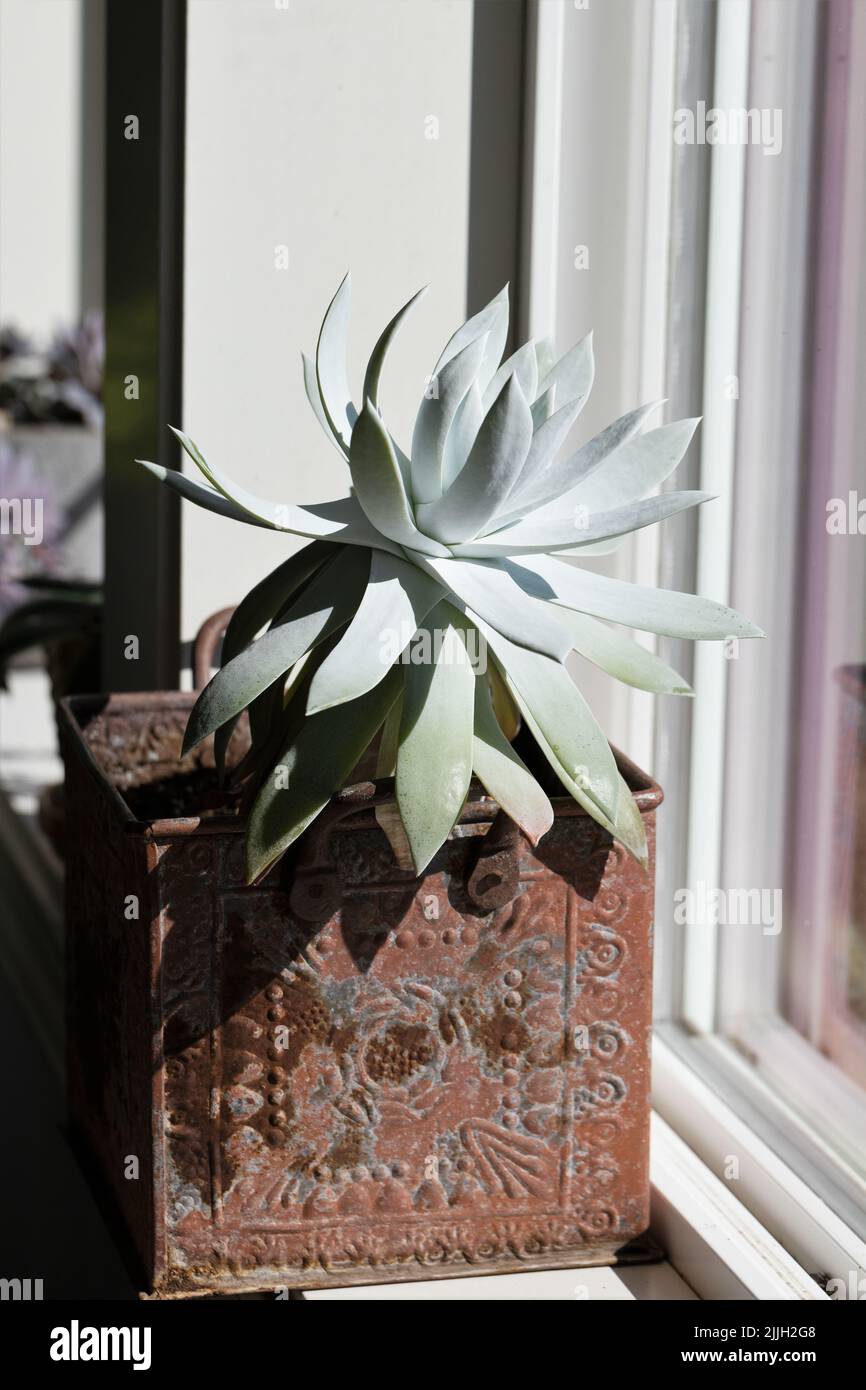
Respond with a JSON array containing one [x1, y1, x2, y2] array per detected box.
[[682, 0, 751, 1032], [653, 0, 716, 1023]]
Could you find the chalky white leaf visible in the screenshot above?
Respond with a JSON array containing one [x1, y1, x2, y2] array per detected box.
[[472, 671, 553, 845], [418, 374, 533, 544], [315, 271, 358, 453], [434, 284, 509, 395], [396, 602, 475, 873], [306, 552, 443, 714]]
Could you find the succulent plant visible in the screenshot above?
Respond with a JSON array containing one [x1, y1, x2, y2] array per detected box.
[[139, 276, 762, 882]]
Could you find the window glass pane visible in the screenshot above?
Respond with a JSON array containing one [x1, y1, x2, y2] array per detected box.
[[710, 0, 866, 1130], [0, 0, 104, 817]]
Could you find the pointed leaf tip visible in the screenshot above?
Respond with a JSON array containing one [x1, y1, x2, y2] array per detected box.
[[363, 284, 430, 410]]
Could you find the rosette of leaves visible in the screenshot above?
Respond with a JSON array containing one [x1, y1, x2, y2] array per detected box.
[[139, 276, 762, 882]]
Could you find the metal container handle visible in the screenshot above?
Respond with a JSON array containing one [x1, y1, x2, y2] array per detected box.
[[192, 607, 236, 691], [286, 780, 394, 921], [286, 779, 521, 921], [465, 810, 522, 911], [193, 610, 523, 917]]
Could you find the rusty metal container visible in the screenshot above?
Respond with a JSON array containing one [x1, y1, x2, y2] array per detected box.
[[59, 688, 661, 1297]]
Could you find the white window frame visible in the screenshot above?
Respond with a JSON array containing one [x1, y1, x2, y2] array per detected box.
[[523, 0, 866, 1289]]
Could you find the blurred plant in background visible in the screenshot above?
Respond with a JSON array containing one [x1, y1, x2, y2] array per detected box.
[[0, 311, 105, 696], [0, 439, 62, 619], [0, 311, 103, 428], [0, 437, 101, 691]]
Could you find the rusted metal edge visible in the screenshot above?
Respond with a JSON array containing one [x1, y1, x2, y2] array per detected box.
[[138, 1234, 665, 1300], [59, 691, 664, 844]]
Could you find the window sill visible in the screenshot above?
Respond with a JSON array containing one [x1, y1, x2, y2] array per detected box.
[[653, 1025, 866, 1289], [300, 1256, 696, 1301]]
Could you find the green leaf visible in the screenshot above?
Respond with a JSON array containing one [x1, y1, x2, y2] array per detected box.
[[554, 607, 692, 694], [375, 691, 403, 777], [232, 632, 345, 792], [434, 284, 509, 395], [163, 430, 398, 548], [418, 374, 533, 544], [605, 777, 648, 868], [494, 400, 662, 525], [136, 459, 275, 529], [473, 617, 620, 825], [350, 400, 450, 554], [481, 341, 538, 412], [543, 417, 701, 518], [472, 672, 553, 845], [303, 352, 348, 459], [312, 285, 416, 484], [453, 491, 714, 557], [183, 547, 370, 754], [411, 335, 489, 504], [499, 394, 585, 516], [220, 542, 334, 666], [507, 555, 765, 639], [396, 602, 476, 872], [363, 285, 428, 409], [225, 625, 347, 794], [536, 330, 594, 411], [316, 271, 359, 452], [246, 666, 402, 883], [306, 551, 444, 713], [558, 536, 625, 558], [534, 336, 557, 387], [373, 690, 414, 866], [441, 382, 483, 490], [224, 674, 290, 790], [211, 542, 334, 777], [530, 384, 556, 430], [521, 707, 648, 867], [487, 656, 521, 741], [412, 554, 574, 662]]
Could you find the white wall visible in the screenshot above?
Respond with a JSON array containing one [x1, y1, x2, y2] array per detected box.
[[0, 0, 84, 335], [181, 0, 475, 647]]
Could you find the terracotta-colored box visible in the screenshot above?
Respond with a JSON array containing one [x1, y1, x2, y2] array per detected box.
[[60, 691, 660, 1297]]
